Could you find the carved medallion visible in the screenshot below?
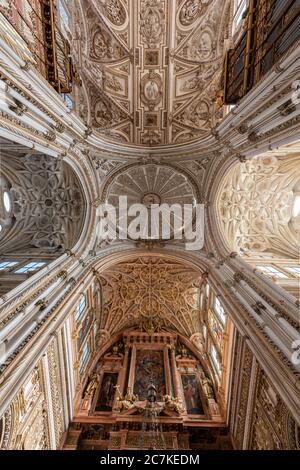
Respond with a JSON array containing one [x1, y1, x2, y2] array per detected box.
[[91, 29, 126, 61], [100, 0, 126, 26], [141, 73, 162, 108], [180, 0, 200, 26]]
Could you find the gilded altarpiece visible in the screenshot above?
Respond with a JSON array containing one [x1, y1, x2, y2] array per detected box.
[[65, 329, 230, 450]]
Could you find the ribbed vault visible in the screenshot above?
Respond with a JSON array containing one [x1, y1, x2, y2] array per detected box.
[[97, 256, 207, 344]]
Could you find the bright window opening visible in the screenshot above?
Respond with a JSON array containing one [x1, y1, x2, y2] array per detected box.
[[57, 0, 70, 29], [80, 343, 90, 372], [206, 284, 210, 297], [61, 93, 74, 110], [15, 262, 46, 274], [233, 0, 247, 34], [76, 293, 87, 322], [257, 266, 289, 279], [292, 195, 300, 218], [0, 261, 18, 271], [214, 297, 226, 324], [285, 267, 300, 277], [3, 190, 11, 212]]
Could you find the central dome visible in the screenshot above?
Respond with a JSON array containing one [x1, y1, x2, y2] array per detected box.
[[73, 0, 231, 147], [101, 163, 198, 241]]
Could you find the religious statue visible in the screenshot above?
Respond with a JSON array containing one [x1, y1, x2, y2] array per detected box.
[[139, 316, 162, 335], [114, 386, 138, 412], [178, 343, 189, 358], [84, 372, 100, 399], [111, 341, 124, 356], [163, 395, 185, 414], [202, 376, 215, 400]]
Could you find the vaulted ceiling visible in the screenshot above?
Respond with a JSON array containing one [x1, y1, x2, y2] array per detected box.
[[97, 256, 206, 344], [0, 138, 86, 257], [217, 153, 300, 259], [72, 0, 231, 146]]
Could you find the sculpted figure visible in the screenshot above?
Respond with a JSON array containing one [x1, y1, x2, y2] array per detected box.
[[202, 376, 214, 399], [163, 395, 185, 414], [84, 373, 100, 399], [114, 386, 138, 412]]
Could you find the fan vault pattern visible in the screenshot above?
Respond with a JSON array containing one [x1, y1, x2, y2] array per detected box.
[[98, 256, 206, 342], [105, 164, 197, 207], [72, 0, 231, 146]]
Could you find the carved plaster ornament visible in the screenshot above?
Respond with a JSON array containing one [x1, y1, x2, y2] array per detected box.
[[114, 386, 139, 412], [201, 376, 215, 399], [140, 0, 165, 47]]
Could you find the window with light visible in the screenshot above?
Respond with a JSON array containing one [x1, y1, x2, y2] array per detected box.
[[76, 293, 87, 322], [214, 297, 226, 324], [233, 0, 247, 34], [257, 266, 288, 279], [15, 262, 46, 274]]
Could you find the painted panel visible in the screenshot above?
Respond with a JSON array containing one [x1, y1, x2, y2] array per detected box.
[[181, 374, 204, 415], [134, 349, 165, 400]]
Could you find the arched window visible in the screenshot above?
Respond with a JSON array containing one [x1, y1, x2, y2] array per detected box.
[[0, 177, 13, 238], [76, 293, 87, 322]]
